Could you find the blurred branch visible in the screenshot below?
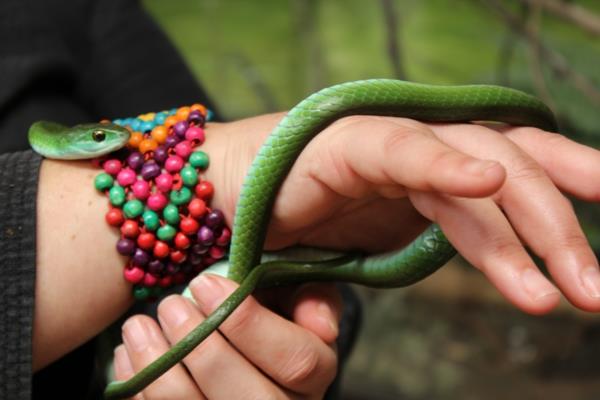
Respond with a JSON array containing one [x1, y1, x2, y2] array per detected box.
[[229, 53, 279, 113], [526, 2, 557, 110], [483, 0, 600, 106], [518, 0, 600, 36], [292, 0, 326, 92], [380, 0, 406, 80]]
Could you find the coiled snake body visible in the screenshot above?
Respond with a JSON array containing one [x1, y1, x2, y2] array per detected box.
[[28, 80, 557, 399]]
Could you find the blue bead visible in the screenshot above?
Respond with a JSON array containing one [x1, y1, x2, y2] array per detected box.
[[154, 112, 167, 125], [206, 109, 214, 121], [170, 108, 177, 115], [130, 118, 142, 131], [124, 118, 134, 127], [141, 120, 155, 132], [113, 118, 124, 126]]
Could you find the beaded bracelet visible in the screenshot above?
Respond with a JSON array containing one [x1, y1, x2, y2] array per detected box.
[[93, 104, 230, 301]]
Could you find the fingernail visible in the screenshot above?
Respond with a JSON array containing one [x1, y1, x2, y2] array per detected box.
[[463, 159, 499, 176], [113, 344, 133, 377], [520, 269, 559, 301], [158, 296, 191, 329], [318, 302, 339, 337], [580, 267, 600, 298], [190, 273, 227, 311], [122, 318, 149, 352]]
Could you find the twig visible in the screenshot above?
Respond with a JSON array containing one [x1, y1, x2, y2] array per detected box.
[[518, 0, 600, 36], [380, 0, 406, 80], [483, 0, 600, 106]]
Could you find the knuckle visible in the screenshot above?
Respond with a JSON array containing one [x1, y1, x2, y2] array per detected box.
[[557, 231, 589, 251], [508, 153, 545, 182], [381, 127, 415, 158], [221, 298, 258, 338], [278, 344, 326, 388], [486, 236, 524, 263]]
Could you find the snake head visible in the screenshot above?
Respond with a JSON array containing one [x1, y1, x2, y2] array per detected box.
[[70, 122, 131, 159]]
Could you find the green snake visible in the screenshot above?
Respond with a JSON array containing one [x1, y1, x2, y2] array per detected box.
[[28, 80, 557, 399]]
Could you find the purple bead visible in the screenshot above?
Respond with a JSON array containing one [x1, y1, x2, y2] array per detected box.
[[181, 263, 193, 274], [165, 135, 181, 148], [153, 146, 169, 164], [116, 239, 135, 255], [141, 162, 161, 180], [127, 151, 144, 171], [166, 262, 180, 275], [133, 248, 150, 266], [173, 121, 189, 138], [205, 210, 224, 229], [188, 110, 205, 125], [197, 226, 215, 246], [148, 259, 165, 275], [191, 243, 209, 255]]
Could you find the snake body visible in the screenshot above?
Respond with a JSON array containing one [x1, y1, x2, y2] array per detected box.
[[28, 80, 557, 399]]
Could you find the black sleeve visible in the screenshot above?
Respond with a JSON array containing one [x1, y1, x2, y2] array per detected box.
[[0, 151, 41, 400]]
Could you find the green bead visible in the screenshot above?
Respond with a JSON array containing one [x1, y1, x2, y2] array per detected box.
[[157, 224, 176, 241], [123, 199, 144, 218], [109, 185, 126, 207], [170, 187, 192, 205], [142, 210, 160, 231], [94, 173, 114, 191], [133, 286, 150, 300], [189, 151, 209, 170], [180, 166, 199, 187], [163, 204, 180, 225]]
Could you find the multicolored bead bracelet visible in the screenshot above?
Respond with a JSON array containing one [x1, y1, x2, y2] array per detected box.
[[93, 104, 230, 301]]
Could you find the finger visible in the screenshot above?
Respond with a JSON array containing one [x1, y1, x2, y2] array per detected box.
[[492, 125, 600, 201], [260, 283, 343, 344], [410, 190, 561, 315], [431, 123, 600, 312], [113, 344, 145, 400], [121, 316, 204, 400], [189, 274, 338, 395], [156, 295, 291, 399], [309, 116, 506, 199]]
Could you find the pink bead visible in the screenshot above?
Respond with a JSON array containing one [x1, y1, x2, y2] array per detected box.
[[155, 173, 174, 192], [216, 227, 231, 246], [147, 192, 168, 211], [132, 180, 150, 200], [165, 155, 184, 173], [124, 266, 144, 284], [185, 126, 205, 144], [174, 140, 193, 159], [143, 273, 158, 287], [117, 168, 137, 186], [209, 246, 226, 260], [104, 159, 122, 176]]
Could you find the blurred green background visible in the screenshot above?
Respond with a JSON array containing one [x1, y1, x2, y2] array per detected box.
[[143, 1, 600, 398]]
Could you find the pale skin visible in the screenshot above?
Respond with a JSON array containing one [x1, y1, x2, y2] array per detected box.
[[35, 112, 600, 399]]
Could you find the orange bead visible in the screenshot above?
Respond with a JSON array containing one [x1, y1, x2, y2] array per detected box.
[[139, 138, 158, 154], [190, 103, 207, 115], [176, 106, 190, 121], [165, 115, 179, 128], [151, 126, 168, 144], [128, 131, 143, 148]]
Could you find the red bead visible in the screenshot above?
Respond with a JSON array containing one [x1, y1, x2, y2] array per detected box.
[[180, 217, 199, 235], [203, 256, 217, 267], [170, 249, 187, 264], [195, 181, 214, 200], [137, 232, 156, 250], [174, 232, 191, 249], [188, 198, 207, 219], [173, 272, 186, 285], [120, 220, 140, 238], [158, 275, 173, 288], [153, 240, 170, 258], [105, 208, 124, 226], [209, 245, 226, 260], [143, 273, 158, 287], [124, 266, 144, 284], [216, 227, 231, 246]]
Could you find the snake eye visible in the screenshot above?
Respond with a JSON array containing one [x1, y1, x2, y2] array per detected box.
[[92, 130, 106, 142]]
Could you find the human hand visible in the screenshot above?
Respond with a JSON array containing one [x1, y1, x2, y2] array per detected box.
[[114, 275, 341, 399], [203, 113, 600, 315]]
